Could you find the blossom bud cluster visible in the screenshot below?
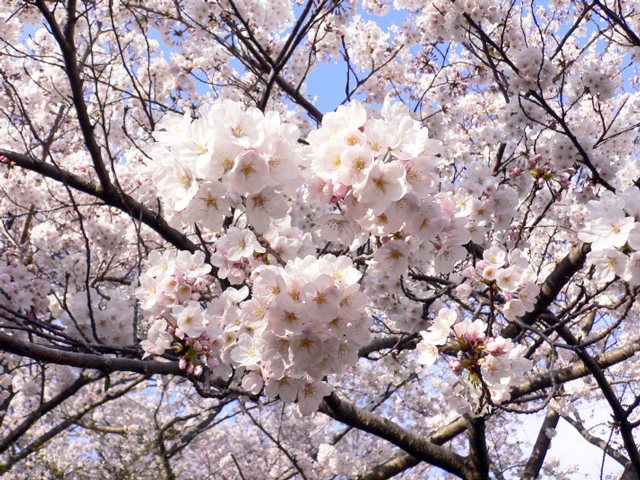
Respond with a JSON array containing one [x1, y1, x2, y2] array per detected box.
[[230, 255, 370, 415], [524, 154, 574, 192], [148, 99, 303, 234], [416, 308, 532, 410], [458, 245, 540, 321], [579, 188, 640, 284], [0, 246, 50, 319], [135, 250, 228, 376]]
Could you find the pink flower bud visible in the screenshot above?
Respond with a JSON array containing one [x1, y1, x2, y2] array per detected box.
[[485, 337, 509, 356], [529, 154, 542, 167], [449, 360, 462, 373], [193, 277, 208, 290], [330, 182, 348, 202], [462, 266, 477, 278]]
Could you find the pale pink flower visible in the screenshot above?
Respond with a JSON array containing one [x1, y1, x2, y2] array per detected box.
[[227, 150, 270, 196]]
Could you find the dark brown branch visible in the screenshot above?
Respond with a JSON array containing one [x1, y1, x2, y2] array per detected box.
[[0, 148, 196, 252], [0, 373, 99, 456], [501, 242, 591, 339], [257, 0, 316, 110], [550, 323, 640, 475], [510, 337, 640, 399], [320, 393, 468, 479], [560, 413, 629, 467], [358, 334, 419, 359], [35, 0, 114, 193], [521, 408, 559, 479], [357, 331, 640, 480], [355, 417, 469, 480], [356, 453, 420, 480], [593, 0, 640, 47], [0, 331, 183, 376], [466, 416, 489, 479]]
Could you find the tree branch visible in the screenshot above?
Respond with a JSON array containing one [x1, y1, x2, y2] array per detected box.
[[0, 373, 100, 456], [320, 393, 468, 479], [522, 407, 559, 479], [501, 242, 591, 339], [0, 331, 183, 376], [0, 149, 196, 252]]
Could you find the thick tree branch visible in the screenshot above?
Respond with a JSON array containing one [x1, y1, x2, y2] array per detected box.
[[501, 242, 591, 339], [560, 413, 629, 467], [320, 393, 468, 478], [355, 333, 640, 479], [593, 0, 640, 47], [358, 334, 419, 359], [356, 453, 419, 480], [522, 408, 560, 479], [0, 373, 100, 456], [0, 149, 196, 252], [510, 337, 640, 398], [36, 0, 116, 193], [465, 416, 489, 479], [550, 323, 640, 475], [35, 0, 114, 193], [0, 331, 183, 376]]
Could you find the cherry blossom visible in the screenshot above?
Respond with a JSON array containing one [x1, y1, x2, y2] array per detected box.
[[3, 1, 640, 478]]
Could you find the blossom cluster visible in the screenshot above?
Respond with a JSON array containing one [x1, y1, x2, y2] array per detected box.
[[148, 99, 303, 233], [308, 98, 470, 277], [454, 162, 519, 243], [135, 250, 230, 376], [579, 188, 640, 284], [416, 308, 532, 411], [136, 247, 370, 414], [0, 246, 50, 319], [405, 0, 499, 42], [231, 254, 370, 415], [50, 287, 134, 347], [209, 222, 315, 286], [210, 226, 266, 285], [457, 245, 540, 321]]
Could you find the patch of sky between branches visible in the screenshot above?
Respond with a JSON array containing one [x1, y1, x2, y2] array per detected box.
[[144, 6, 420, 119], [305, 7, 410, 114]]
